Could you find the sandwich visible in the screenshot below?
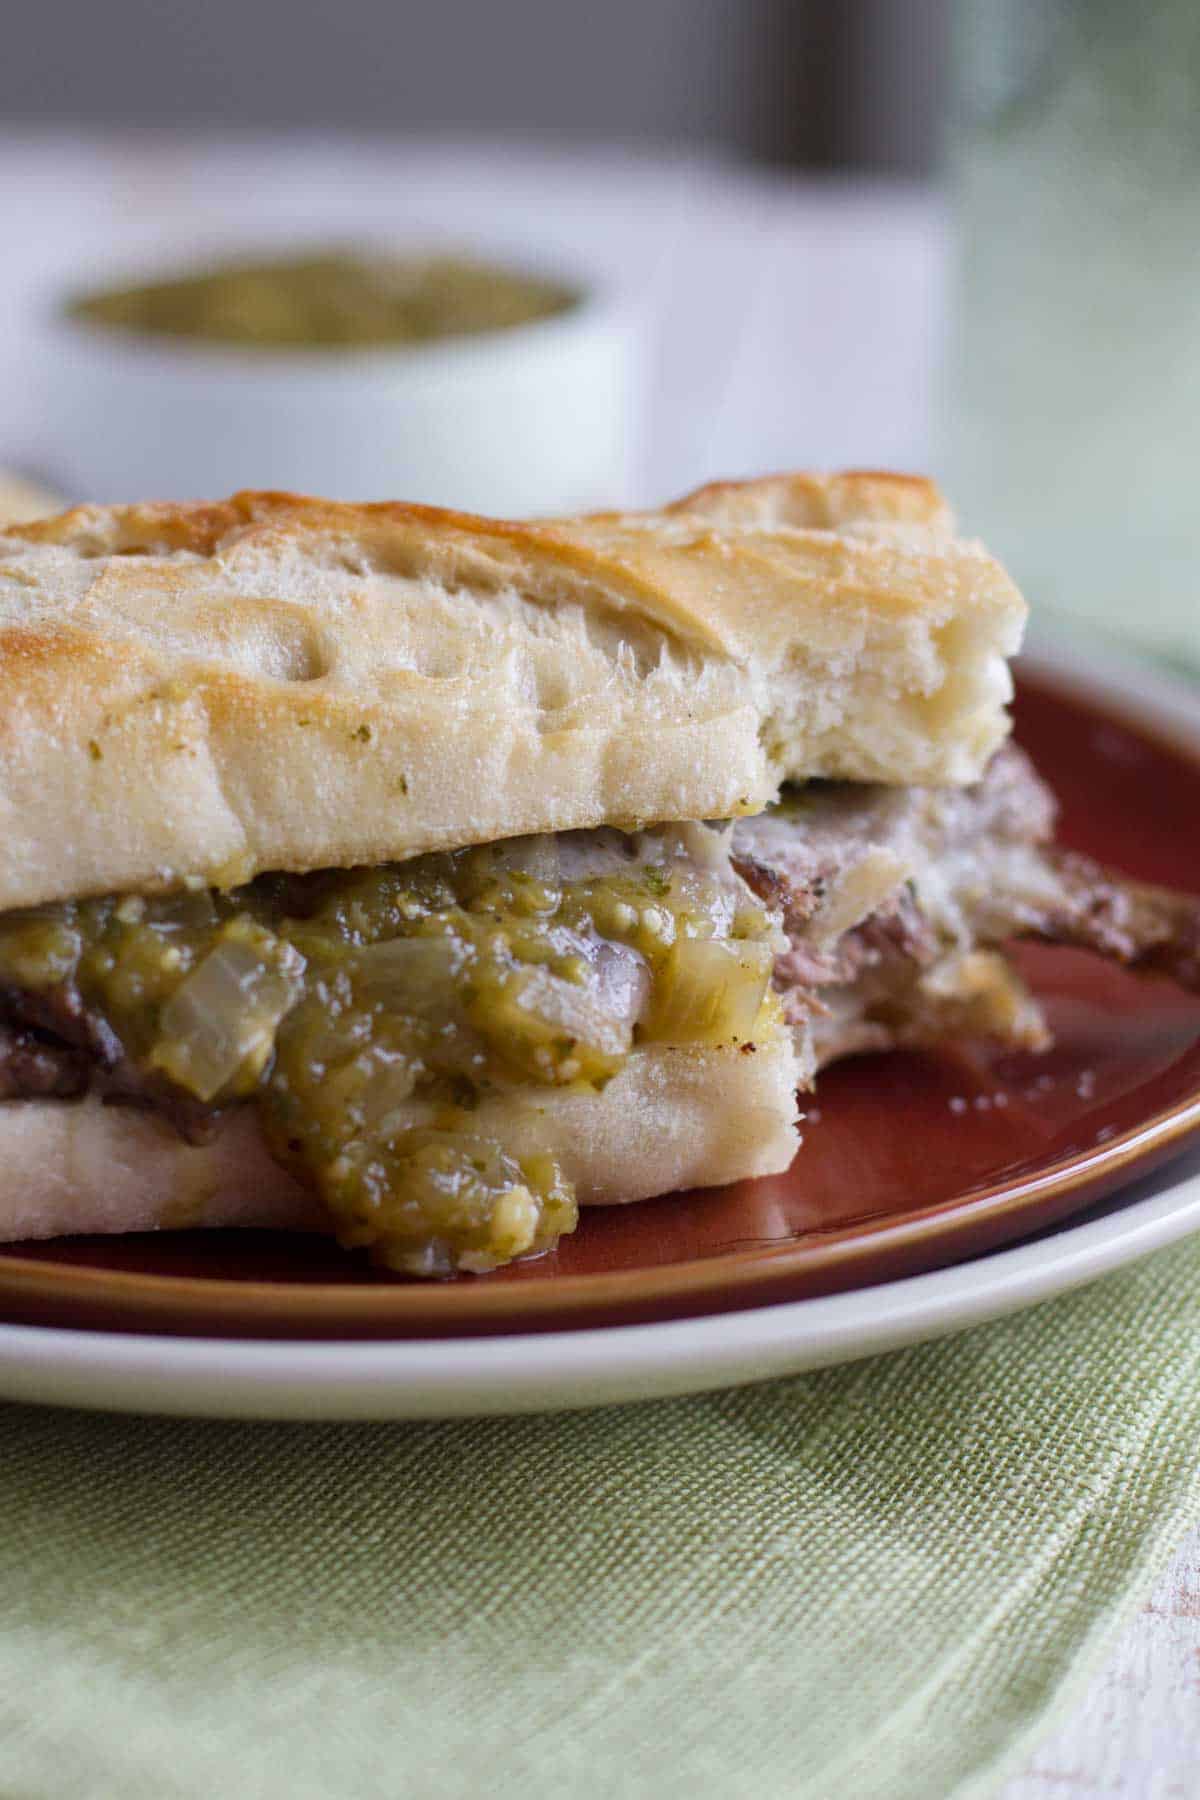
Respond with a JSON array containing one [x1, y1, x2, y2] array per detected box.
[[0, 473, 1195, 1276]]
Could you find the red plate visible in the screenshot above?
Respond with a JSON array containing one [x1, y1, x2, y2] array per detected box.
[[2, 662, 1199, 1339]]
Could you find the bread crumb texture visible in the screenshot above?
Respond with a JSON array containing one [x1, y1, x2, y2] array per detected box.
[[0, 472, 1026, 910]]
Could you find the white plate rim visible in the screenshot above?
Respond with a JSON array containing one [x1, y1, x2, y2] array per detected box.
[[1, 625, 1197, 1420]]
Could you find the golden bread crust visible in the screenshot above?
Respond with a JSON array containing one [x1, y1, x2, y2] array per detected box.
[[665, 468, 955, 532], [0, 472, 1025, 909]]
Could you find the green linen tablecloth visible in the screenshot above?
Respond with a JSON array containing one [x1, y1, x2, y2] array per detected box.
[[3, 1224, 1200, 1799]]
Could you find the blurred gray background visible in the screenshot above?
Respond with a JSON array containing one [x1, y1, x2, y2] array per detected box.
[[2, 0, 948, 174]]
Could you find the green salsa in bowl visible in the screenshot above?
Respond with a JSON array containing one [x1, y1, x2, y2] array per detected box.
[[43, 239, 630, 510], [67, 250, 579, 352]]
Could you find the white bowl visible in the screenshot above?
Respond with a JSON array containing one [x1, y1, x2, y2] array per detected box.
[[36, 255, 638, 514]]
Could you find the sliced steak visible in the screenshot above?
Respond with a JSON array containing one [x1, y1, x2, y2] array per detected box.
[[0, 1023, 88, 1101], [0, 980, 221, 1142], [1, 980, 125, 1068], [1025, 849, 1200, 988], [731, 744, 1200, 1065]]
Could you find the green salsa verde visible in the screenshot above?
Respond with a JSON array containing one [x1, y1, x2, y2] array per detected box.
[[68, 252, 578, 350], [0, 834, 778, 1276]]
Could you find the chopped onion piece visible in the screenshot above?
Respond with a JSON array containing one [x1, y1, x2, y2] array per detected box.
[[591, 941, 651, 1026], [508, 965, 632, 1054], [498, 834, 561, 886], [810, 848, 910, 947], [641, 938, 774, 1047], [351, 935, 463, 1016], [467, 956, 641, 1085], [149, 928, 304, 1101]]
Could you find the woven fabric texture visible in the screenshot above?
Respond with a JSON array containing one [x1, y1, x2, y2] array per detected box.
[[3, 1232, 1200, 1800]]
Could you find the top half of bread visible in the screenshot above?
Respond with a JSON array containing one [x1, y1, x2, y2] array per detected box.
[[0, 469, 1025, 911]]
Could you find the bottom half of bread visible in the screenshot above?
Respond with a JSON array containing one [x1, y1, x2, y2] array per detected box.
[[0, 1034, 800, 1243]]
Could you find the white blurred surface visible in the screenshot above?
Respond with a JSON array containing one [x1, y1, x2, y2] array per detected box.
[[1000, 1533, 1200, 1800]]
